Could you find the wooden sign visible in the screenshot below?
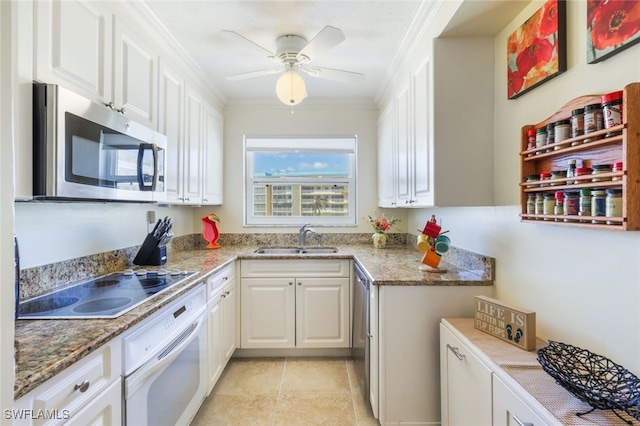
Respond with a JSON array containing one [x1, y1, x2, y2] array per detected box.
[[474, 296, 536, 351]]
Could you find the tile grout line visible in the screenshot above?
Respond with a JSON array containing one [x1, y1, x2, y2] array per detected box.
[[345, 356, 362, 425], [270, 356, 288, 426]]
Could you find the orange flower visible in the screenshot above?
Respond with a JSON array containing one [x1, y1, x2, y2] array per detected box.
[[590, 0, 640, 50]]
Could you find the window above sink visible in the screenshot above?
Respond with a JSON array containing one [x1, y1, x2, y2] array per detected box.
[[244, 136, 357, 227]]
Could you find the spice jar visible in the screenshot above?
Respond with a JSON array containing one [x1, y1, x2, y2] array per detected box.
[[525, 174, 539, 188], [563, 191, 579, 221], [527, 128, 537, 153], [579, 189, 591, 220], [583, 103, 603, 142], [526, 194, 536, 215], [539, 172, 551, 187], [573, 167, 592, 184], [571, 108, 584, 140], [535, 127, 546, 155], [566, 159, 576, 182], [554, 119, 570, 149], [550, 170, 566, 185], [535, 193, 544, 216], [546, 122, 555, 151], [591, 164, 612, 182], [605, 189, 622, 224], [601, 91, 623, 136], [554, 191, 564, 218], [612, 162, 623, 180], [543, 193, 555, 219], [591, 190, 606, 222]]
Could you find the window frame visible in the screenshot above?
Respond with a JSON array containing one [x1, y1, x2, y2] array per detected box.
[[243, 136, 358, 227]]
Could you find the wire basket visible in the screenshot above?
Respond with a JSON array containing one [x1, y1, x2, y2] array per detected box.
[[537, 340, 640, 424]]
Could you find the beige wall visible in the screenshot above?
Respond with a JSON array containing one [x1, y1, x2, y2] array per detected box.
[[194, 105, 405, 234], [409, 0, 640, 372]]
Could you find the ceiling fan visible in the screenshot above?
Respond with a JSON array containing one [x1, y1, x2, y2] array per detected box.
[[220, 26, 365, 105]]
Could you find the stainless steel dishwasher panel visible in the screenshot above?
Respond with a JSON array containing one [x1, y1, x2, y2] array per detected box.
[[352, 262, 370, 403]]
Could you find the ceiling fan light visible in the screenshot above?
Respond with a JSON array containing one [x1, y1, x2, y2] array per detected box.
[[276, 70, 306, 105]]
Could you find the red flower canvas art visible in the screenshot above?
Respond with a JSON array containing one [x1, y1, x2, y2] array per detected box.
[[507, 0, 566, 99], [587, 0, 640, 63]]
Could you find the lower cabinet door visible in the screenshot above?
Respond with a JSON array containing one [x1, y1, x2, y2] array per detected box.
[[440, 324, 492, 426], [295, 277, 350, 348], [65, 378, 122, 426], [493, 375, 546, 426], [241, 277, 295, 348]]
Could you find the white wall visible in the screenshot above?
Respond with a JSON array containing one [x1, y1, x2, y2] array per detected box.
[[14, 203, 195, 268], [409, 1, 640, 372], [196, 105, 407, 234]]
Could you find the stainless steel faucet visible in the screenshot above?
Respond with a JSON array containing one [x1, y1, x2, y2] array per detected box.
[[299, 223, 316, 246]]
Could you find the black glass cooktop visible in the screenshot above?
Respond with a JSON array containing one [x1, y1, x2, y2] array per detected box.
[[18, 269, 198, 319]]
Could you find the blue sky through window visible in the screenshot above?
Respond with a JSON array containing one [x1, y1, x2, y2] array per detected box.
[[253, 152, 349, 177]]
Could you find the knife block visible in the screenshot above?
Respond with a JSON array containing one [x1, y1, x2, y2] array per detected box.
[[133, 234, 166, 266]]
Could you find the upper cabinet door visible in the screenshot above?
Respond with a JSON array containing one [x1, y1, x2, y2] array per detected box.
[[395, 84, 411, 206], [34, 0, 112, 102], [202, 102, 224, 205], [112, 16, 158, 129], [182, 85, 204, 204], [377, 103, 396, 208], [158, 59, 185, 204], [411, 58, 433, 206]]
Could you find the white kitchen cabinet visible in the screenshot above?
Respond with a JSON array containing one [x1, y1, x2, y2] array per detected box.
[[377, 102, 396, 207], [13, 339, 121, 426], [241, 277, 296, 348], [295, 276, 350, 348], [34, 0, 112, 103], [112, 15, 158, 129], [395, 84, 411, 206], [181, 84, 204, 205], [64, 378, 121, 426], [377, 37, 494, 207], [440, 323, 492, 426], [202, 102, 224, 205], [158, 58, 185, 204], [206, 262, 237, 394], [375, 285, 493, 425], [440, 319, 564, 426], [240, 259, 350, 349], [493, 374, 546, 426]]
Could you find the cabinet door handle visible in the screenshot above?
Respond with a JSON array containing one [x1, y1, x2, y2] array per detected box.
[[512, 415, 534, 426], [298, 281, 302, 286], [289, 281, 293, 286], [74, 380, 90, 393], [446, 344, 466, 361]]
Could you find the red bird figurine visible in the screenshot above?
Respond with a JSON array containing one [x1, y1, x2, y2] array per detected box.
[[202, 213, 221, 249]]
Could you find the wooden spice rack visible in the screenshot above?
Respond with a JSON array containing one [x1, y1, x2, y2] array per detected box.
[[519, 82, 640, 230]]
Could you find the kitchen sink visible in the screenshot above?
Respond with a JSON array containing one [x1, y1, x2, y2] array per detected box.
[[253, 247, 339, 254]]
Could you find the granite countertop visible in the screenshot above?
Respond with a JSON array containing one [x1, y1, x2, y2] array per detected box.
[[14, 243, 493, 399]]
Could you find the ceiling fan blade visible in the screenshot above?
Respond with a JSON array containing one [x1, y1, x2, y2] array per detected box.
[[220, 30, 276, 58], [301, 66, 364, 83], [225, 68, 283, 81], [297, 26, 345, 61]]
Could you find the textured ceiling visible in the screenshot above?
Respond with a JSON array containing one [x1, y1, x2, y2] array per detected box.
[[139, 0, 530, 107], [141, 0, 423, 106]]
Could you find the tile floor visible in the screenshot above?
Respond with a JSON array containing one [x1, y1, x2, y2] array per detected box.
[[191, 357, 379, 425]]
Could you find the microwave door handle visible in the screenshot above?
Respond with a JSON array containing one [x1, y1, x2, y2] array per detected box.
[[137, 143, 158, 191]]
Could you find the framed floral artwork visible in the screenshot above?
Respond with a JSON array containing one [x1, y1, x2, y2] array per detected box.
[[587, 1, 640, 63], [507, 0, 566, 99]]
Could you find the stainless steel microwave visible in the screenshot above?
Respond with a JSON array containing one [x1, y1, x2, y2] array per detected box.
[[32, 83, 166, 202]]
